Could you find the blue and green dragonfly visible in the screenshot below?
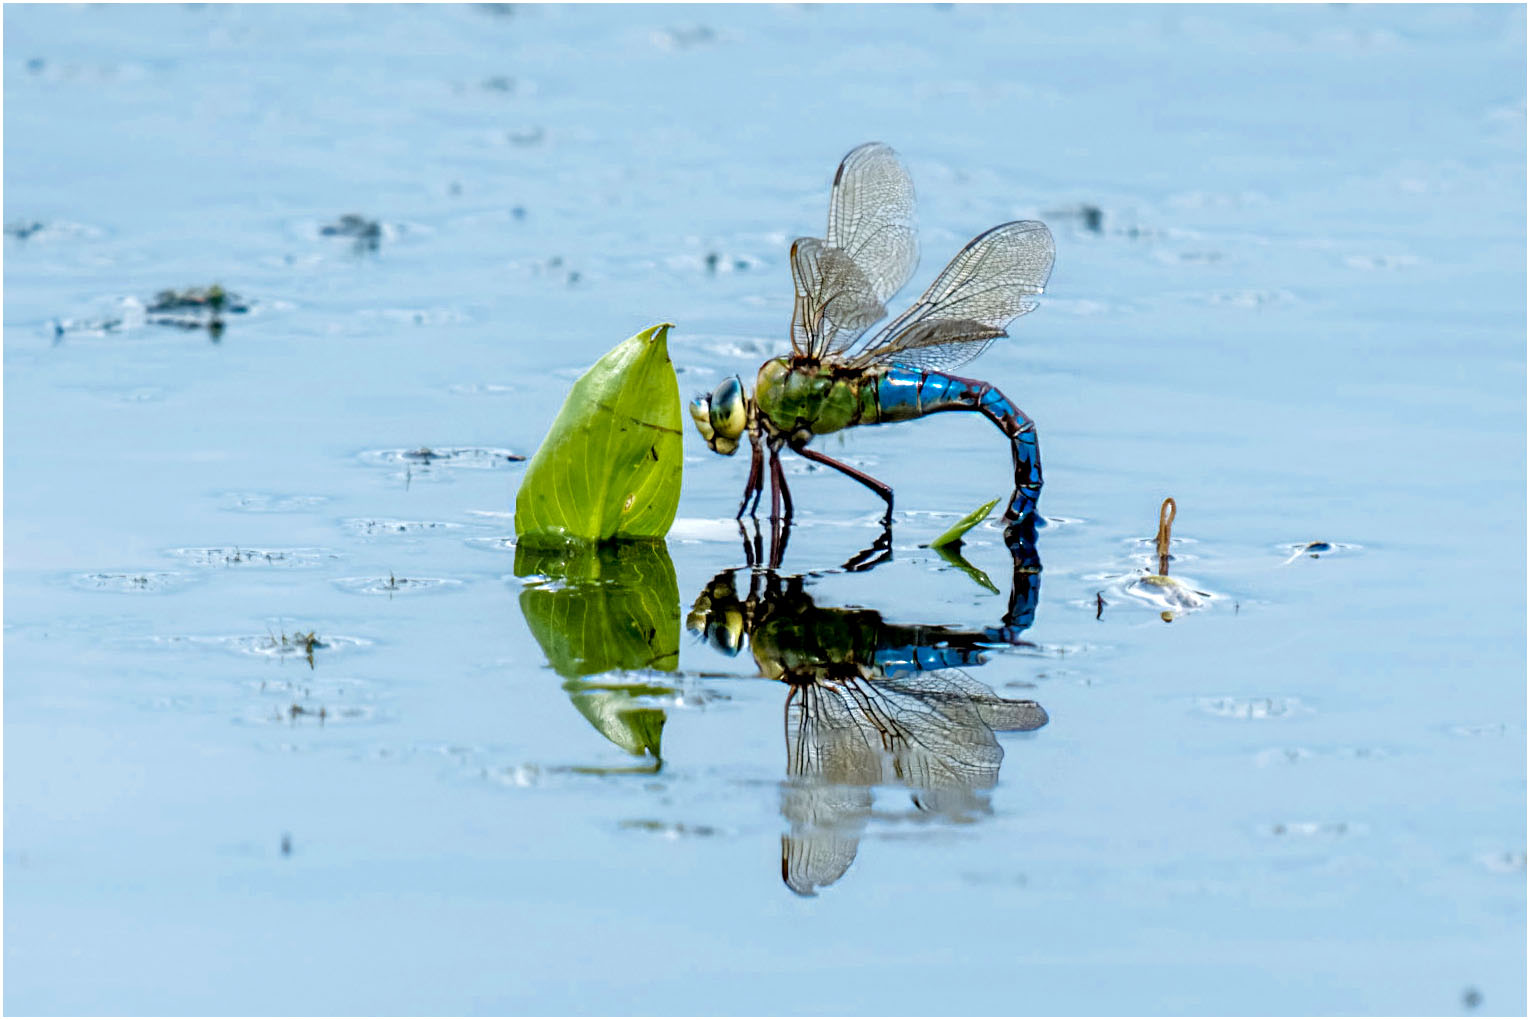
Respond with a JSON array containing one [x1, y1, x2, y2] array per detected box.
[[690, 142, 1056, 530]]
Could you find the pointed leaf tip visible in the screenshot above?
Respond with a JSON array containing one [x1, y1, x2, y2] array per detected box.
[[514, 324, 684, 544]]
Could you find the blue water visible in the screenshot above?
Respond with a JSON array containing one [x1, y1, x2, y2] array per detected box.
[[5, 4, 1524, 1014]]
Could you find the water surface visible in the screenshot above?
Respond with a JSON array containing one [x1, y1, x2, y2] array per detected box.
[[4, 4, 1525, 1014]]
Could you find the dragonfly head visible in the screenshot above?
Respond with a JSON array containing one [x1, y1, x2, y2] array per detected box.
[[689, 376, 748, 456]]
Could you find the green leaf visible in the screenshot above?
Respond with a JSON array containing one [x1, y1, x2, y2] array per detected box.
[[514, 323, 683, 544], [516, 540, 678, 760], [928, 496, 1001, 550]]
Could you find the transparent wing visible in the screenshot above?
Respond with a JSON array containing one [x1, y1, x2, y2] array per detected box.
[[827, 143, 919, 310], [845, 220, 1055, 372], [790, 142, 918, 361], [858, 670, 1009, 792], [789, 238, 886, 358], [780, 681, 876, 896], [795, 670, 1026, 793]]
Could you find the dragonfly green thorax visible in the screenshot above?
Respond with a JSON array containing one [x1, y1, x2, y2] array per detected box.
[[750, 357, 880, 444]]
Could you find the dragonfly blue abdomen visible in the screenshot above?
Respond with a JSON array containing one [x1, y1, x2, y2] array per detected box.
[[872, 365, 1043, 521]]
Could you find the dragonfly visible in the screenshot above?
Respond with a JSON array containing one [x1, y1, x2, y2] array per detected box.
[[689, 568, 1048, 896], [690, 142, 1056, 530]]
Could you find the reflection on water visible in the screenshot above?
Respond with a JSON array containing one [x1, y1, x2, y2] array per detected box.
[[512, 528, 1049, 892], [689, 541, 1047, 895], [515, 541, 678, 765]]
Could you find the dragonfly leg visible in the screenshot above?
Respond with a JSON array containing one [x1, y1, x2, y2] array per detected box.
[[842, 522, 893, 572], [768, 515, 791, 570], [768, 444, 794, 522], [789, 441, 894, 523], [737, 431, 764, 519], [737, 518, 764, 567]]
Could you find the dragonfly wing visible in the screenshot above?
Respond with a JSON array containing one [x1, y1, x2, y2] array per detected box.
[[790, 143, 919, 361], [789, 237, 887, 359], [847, 220, 1054, 372], [826, 144, 918, 310]]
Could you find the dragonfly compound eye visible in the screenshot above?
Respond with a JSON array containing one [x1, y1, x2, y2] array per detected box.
[[709, 377, 747, 441], [688, 393, 716, 442]]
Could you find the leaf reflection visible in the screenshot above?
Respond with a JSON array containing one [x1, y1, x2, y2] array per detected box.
[[516, 541, 678, 763], [689, 555, 1046, 896]]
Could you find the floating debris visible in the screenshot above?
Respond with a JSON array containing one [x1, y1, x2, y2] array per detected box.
[[320, 213, 382, 251], [343, 518, 465, 536], [146, 283, 246, 337], [1196, 696, 1312, 720], [52, 285, 249, 341], [1126, 573, 1209, 613], [6, 220, 46, 240], [1115, 496, 1214, 618], [619, 819, 720, 839], [148, 284, 247, 315], [220, 492, 330, 514], [1260, 820, 1362, 839], [258, 627, 325, 668], [72, 571, 194, 594], [332, 574, 463, 596], [1044, 204, 1104, 234], [168, 546, 336, 569], [359, 447, 525, 488], [50, 299, 144, 339], [135, 632, 371, 665], [1280, 540, 1359, 565]]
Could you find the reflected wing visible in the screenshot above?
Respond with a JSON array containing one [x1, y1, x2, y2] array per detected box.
[[790, 143, 918, 361], [778, 670, 1046, 889], [845, 220, 1055, 372], [858, 670, 1009, 794], [784, 679, 886, 787], [906, 669, 1049, 733], [780, 681, 877, 896]]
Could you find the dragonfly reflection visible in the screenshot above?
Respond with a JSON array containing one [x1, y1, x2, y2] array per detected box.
[[689, 556, 1046, 896], [691, 142, 1055, 536]]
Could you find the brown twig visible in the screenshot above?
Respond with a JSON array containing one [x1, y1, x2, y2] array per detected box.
[[1155, 497, 1177, 576]]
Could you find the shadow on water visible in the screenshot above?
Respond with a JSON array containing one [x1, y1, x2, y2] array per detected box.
[[515, 541, 678, 770], [689, 528, 1048, 896]]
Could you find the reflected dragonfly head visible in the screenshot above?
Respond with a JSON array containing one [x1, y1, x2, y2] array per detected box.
[[689, 376, 748, 456], [687, 571, 750, 656]]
